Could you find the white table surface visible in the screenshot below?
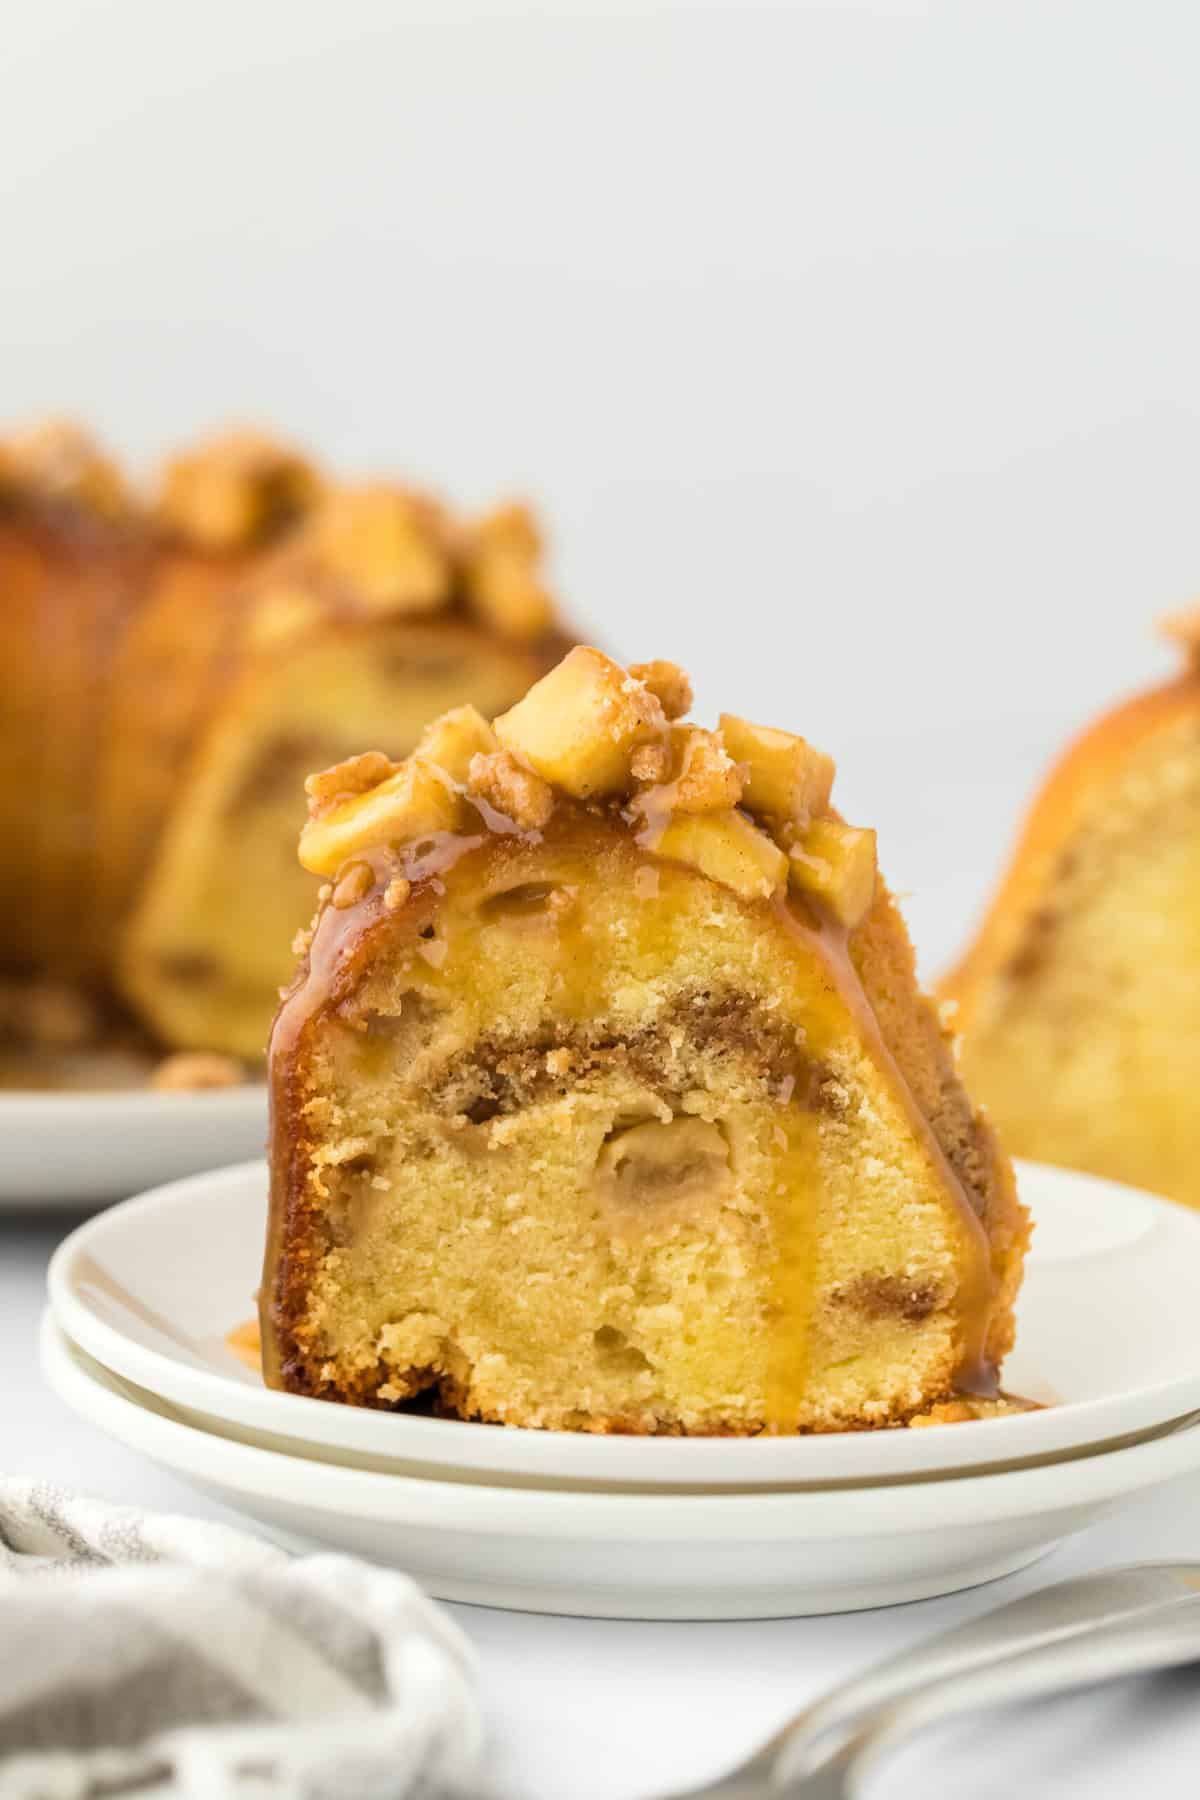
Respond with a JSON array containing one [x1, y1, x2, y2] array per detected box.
[[7, 1208, 1200, 1800]]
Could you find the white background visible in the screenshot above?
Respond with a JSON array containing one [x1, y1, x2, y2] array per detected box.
[[6, 5, 1200, 1795], [5, 0, 1200, 973]]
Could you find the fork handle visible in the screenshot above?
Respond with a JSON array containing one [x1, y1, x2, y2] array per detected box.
[[843, 1595, 1200, 1791], [768, 1562, 1200, 1783]]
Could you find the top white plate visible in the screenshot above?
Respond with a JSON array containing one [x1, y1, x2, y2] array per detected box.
[[1, 1086, 267, 1207], [47, 1157, 1200, 1489]]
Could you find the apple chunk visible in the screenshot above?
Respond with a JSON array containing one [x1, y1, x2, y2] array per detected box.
[[495, 647, 667, 799], [719, 714, 835, 823], [788, 818, 877, 928], [414, 705, 499, 784], [299, 759, 461, 876], [655, 809, 788, 901]]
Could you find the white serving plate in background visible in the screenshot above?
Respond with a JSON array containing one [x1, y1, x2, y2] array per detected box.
[[46, 1158, 1200, 1488], [41, 1315, 1200, 1620], [1, 1087, 267, 1207]]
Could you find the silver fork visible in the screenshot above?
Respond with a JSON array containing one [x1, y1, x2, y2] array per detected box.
[[660, 1562, 1200, 1798]]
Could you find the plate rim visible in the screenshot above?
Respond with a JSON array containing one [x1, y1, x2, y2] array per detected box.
[[0, 1084, 266, 1116], [46, 1155, 1200, 1486], [1, 1084, 268, 1207], [41, 1313, 1200, 1539]]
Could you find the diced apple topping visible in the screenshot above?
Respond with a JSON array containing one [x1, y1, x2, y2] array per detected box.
[[463, 502, 555, 641], [718, 714, 835, 824], [289, 645, 869, 921], [465, 556, 554, 641], [471, 499, 541, 560], [156, 429, 321, 549], [414, 706, 499, 784], [299, 758, 462, 877], [494, 647, 667, 799], [655, 810, 788, 901], [788, 818, 877, 928], [662, 727, 745, 813], [629, 660, 693, 721], [309, 486, 452, 612], [0, 420, 127, 516]]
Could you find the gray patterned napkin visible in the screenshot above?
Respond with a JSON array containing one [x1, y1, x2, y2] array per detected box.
[[0, 1480, 480, 1800]]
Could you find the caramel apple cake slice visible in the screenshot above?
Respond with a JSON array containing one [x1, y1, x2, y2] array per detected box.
[[263, 649, 1028, 1434]]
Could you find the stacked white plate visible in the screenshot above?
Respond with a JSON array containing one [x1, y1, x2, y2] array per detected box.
[[43, 1159, 1200, 1619]]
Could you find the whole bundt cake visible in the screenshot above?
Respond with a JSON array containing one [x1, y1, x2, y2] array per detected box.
[[263, 648, 1027, 1434], [944, 611, 1200, 1211], [0, 422, 569, 1072]]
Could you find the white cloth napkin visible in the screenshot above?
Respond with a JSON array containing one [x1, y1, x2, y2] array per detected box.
[[0, 1479, 482, 1800]]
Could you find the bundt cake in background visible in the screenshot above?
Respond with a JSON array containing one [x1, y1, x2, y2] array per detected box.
[[944, 611, 1200, 1210], [0, 421, 569, 1075], [263, 647, 1027, 1434]]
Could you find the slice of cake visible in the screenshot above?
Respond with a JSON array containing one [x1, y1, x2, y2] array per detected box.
[[944, 612, 1200, 1210], [263, 649, 1027, 1434]]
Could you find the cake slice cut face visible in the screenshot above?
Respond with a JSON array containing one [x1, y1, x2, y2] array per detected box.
[[945, 616, 1200, 1210], [265, 650, 1027, 1433]]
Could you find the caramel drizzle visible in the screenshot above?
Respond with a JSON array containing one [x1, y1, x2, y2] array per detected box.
[[624, 773, 692, 849], [770, 898, 999, 1403], [226, 1317, 263, 1373]]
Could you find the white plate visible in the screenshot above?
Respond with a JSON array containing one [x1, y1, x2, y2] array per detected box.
[[41, 1315, 1200, 1619], [47, 1158, 1200, 1487], [1, 1087, 267, 1207]]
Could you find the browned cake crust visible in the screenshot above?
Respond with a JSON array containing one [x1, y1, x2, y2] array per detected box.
[[0, 421, 570, 1068], [943, 672, 1200, 1022], [264, 651, 1028, 1434]]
